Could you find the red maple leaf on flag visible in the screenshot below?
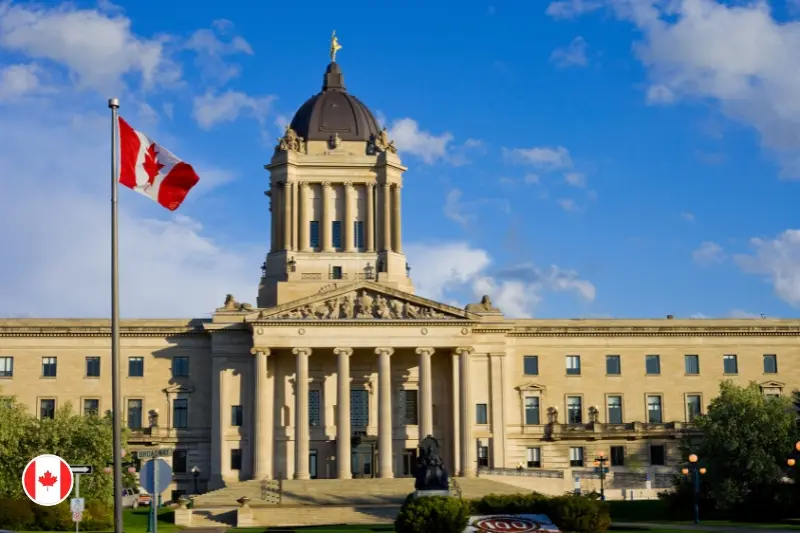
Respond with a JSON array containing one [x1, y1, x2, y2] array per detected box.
[[142, 143, 164, 187], [38, 470, 57, 490]]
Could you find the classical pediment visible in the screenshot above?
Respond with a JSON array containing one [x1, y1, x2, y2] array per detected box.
[[256, 281, 477, 321], [760, 380, 785, 389], [516, 382, 546, 393]]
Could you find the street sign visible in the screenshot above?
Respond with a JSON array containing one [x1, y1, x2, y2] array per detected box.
[[72, 511, 82, 523], [21, 454, 74, 506], [136, 448, 173, 459], [70, 465, 93, 475], [140, 458, 172, 495], [70, 498, 85, 513]]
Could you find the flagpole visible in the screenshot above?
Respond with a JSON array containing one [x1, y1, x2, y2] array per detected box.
[[108, 97, 124, 533]]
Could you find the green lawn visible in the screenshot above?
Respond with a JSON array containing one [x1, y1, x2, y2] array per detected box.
[[607, 500, 800, 530], [21, 507, 180, 533]]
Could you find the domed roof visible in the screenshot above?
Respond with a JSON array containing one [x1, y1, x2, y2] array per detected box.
[[289, 62, 382, 142]]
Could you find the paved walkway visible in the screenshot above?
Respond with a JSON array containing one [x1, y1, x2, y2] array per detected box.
[[615, 521, 797, 533]]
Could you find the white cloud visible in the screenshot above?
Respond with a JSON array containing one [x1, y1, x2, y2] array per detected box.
[[0, 63, 44, 101], [564, 172, 587, 188], [503, 146, 573, 169], [646, 84, 675, 105], [728, 309, 762, 319], [185, 20, 254, 84], [545, 0, 604, 19], [192, 91, 275, 129], [692, 241, 725, 265], [444, 189, 470, 227], [524, 173, 541, 185], [442, 188, 510, 228], [734, 229, 800, 307], [558, 198, 578, 212], [681, 211, 696, 222], [550, 37, 589, 68], [387, 118, 454, 164]]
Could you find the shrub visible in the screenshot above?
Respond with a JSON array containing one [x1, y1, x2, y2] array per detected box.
[[547, 494, 611, 533], [470, 492, 549, 514], [84, 500, 113, 531], [0, 497, 35, 530], [394, 495, 471, 533], [31, 501, 73, 531]]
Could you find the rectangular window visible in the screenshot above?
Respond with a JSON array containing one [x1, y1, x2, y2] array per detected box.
[[231, 405, 243, 427], [476, 403, 488, 425], [42, 357, 57, 377], [128, 356, 144, 377], [172, 356, 189, 378], [331, 266, 343, 280], [332, 220, 342, 248], [309, 221, 320, 248], [569, 447, 584, 467], [606, 355, 621, 375], [40, 399, 56, 419], [607, 395, 623, 424], [83, 399, 99, 416], [523, 355, 539, 375], [527, 447, 541, 468], [610, 446, 625, 466], [173, 399, 188, 428], [763, 354, 778, 374], [0, 356, 13, 377], [127, 399, 143, 430], [172, 450, 187, 474], [684, 354, 699, 375], [477, 446, 489, 468], [647, 395, 663, 424], [686, 395, 702, 422], [723, 354, 738, 374], [567, 396, 583, 424], [524, 396, 540, 425], [230, 449, 242, 471], [309, 390, 321, 427], [645, 354, 661, 375], [402, 389, 419, 425], [354, 221, 365, 248], [650, 444, 666, 466], [566, 355, 581, 375], [351, 389, 369, 428], [85, 356, 101, 377]]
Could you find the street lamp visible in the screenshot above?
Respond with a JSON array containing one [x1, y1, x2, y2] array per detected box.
[[682, 454, 707, 525], [191, 466, 201, 494], [593, 451, 608, 501]]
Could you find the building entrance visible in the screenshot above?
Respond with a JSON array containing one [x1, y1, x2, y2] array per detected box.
[[402, 448, 417, 477], [351, 442, 375, 478]]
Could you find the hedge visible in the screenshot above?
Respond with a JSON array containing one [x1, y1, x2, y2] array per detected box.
[[0, 498, 113, 531], [395, 494, 472, 533]]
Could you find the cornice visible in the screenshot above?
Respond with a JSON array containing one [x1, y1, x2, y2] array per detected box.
[[0, 326, 207, 338], [252, 320, 475, 327], [509, 326, 800, 337]]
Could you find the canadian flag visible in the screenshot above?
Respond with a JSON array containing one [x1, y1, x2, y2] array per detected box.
[[118, 117, 200, 211], [22, 454, 74, 506]]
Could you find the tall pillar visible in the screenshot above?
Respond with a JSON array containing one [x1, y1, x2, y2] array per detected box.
[[457, 347, 475, 477], [298, 183, 310, 252], [210, 357, 228, 487], [322, 182, 333, 252], [293, 347, 312, 480], [283, 182, 292, 251], [251, 348, 272, 479], [292, 181, 299, 250], [392, 184, 402, 254], [375, 347, 395, 478], [269, 189, 277, 253], [451, 353, 461, 476], [381, 183, 391, 251], [365, 183, 375, 253], [416, 347, 434, 438], [334, 347, 353, 479], [343, 182, 355, 252]]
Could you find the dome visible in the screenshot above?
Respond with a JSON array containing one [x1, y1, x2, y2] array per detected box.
[[289, 62, 382, 142]]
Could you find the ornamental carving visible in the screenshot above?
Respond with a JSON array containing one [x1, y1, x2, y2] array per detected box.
[[217, 294, 253, 312], [465, 295, 501, 313], [277, 126, 305, 153], [369, 127, 397, 154], [272, 289, 457, 320]]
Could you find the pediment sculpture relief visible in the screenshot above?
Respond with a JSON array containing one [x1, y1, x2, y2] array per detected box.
[[272, 290, 458, 320], [276, 126, 305, 153], [369, 127, 397, 154]]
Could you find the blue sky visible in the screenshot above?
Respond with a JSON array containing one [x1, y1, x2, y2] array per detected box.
[[0, 0, 799, 318]]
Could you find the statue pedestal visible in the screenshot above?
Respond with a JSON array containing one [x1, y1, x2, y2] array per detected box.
[[412, 489, 452, 498]]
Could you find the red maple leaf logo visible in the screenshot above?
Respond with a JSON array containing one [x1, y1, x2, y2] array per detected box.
[[38, 470, 57, 490], [142, 143, 164, 187]]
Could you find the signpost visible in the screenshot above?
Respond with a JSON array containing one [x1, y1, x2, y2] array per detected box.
[[70, 465, 94, 475], [140, 458, 173, 533], [69, 465, 92, 532]]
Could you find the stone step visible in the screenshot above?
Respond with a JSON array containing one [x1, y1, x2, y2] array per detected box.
[[189, 508, 237, 527], [250, 504, 398, 528]]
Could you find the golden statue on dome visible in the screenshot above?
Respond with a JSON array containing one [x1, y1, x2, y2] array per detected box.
[[330, 30, 342, 62]]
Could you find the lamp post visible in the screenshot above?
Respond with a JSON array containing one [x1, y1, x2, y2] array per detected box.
[[593, 451, 608, 500], [191, 466, 200, 494], [681, 454, 707, 525]]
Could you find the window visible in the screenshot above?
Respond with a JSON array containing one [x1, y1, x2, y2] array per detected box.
[[527, 447, 542, 468], [610, 446, 625, 466], [351, 389, 369, 428], [331, 266, 343, 280], [606, 355, 621, 375], [0, 357, 13, 377], [645, 354, 661, 375], [566, 355, 581, 375], [173, 399, 188, 428], [476, 403, 488, 425], [764, 354, 778, 374], [477, 446, 489, 468], [402, 389, 419, 425], [83, 399, 99, 416], [567, 396, 583, 424], [42, 357, 57, 377], [569, 447, 584, 467], [723, 354, 738, 374], [523, 355, 539, 375], [128, 356, 144, 377], [127, 399, 143, 430], [524, 396, 540, 425], [309, 390, 321, 427], [230, 449, 242, 471], [686, 394, 702, 422], [172, 450, 187, 474], [309, 221, 320, 248], [354, 221, 365, 248], [332, 221, 342, 248], [607, 395, 623, 424], [647, 395, 663, 423], [172, 356, 189, 378], [684, 354, 699, 375], [40, 399, 55, 419], [231, 405, 243, 427], [650, 444, 666, 466], [85, 357, 101, 377]]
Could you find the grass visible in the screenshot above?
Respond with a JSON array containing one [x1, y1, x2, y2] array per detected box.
[[607, 500, 800, 530], [20, 507, 181, 533]]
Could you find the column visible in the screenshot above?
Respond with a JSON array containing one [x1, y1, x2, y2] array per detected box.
[[365, 183, 375, 252], [275, 184, 283, 251], [489, 354, 506, 469], [322, 182, 333, 252], [334, 347, 353, 479], [292, 347, 312, 480], [381, 183, 391, 251], [210, 358, 228, 487], [269, 189, 277, 253], [375, 347, 395, 478], [416, 347, 434, 439], [392, 184, 402, 254], [457, 347, 474, 477], [343, 183, 355, 252], [251, 348, 272, 479], [451, 353, 461, 476], [292, 181, 299, 250], [298, 183, 310, 252], [283, 182, 292, 251]]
